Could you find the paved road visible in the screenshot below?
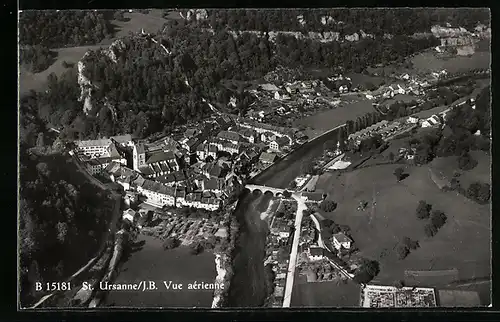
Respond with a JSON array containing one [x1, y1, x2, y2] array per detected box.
[[282, 193, 306, 308]]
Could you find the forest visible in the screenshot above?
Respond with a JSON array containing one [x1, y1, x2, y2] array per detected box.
[[19, 145, 116, 306], [19, 10, 115, 48], [18, 21, 441, 144], [204, 8, 490, 34], [19, 8, 490, 144], [19, 45, 58, 73]]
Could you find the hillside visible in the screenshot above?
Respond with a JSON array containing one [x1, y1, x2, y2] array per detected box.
[[19, 146, 116, 307]]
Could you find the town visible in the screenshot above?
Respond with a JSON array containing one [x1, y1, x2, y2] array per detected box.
[[19, 8, 491, 310]]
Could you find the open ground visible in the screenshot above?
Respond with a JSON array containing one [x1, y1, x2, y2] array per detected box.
[[429, 150, 491, 190], [313, 162, 490, 295], [104, 234, 216, 308], [290, 274, 361, 307]]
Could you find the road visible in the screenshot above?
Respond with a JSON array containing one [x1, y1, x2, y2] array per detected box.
[[282, 193, 306, 307], [309, 214, 325, 248]]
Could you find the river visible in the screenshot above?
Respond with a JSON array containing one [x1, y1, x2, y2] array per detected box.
[[226, 190, 273, 307], [226, 127, 341, 307], [251, 127, 341, 188]]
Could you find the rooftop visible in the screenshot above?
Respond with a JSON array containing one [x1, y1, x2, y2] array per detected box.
[[333, 232, 352, 243], [146, 150, 176, 164], [78, 138, 112, 148]]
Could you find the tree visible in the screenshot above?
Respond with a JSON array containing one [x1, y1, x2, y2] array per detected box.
[[393, 167, 405, 181], [424, 223, 437, 237], [319, 200, 337, 212], [402, 237, 419, 250], [458, 151, 478, 170], [396, 244, 410, 259], [353, 259, 380, 284], [189, 242, 204, 255], [163, 237, 179, 250], [430, 210, 447, 229], [282, 190, 292, 198], [416, 200, 431, 219], [394, 279, 405, 289], [466, 182, 490, 203]]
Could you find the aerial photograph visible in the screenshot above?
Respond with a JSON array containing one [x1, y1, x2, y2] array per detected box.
[[18, 8, 491, 309]]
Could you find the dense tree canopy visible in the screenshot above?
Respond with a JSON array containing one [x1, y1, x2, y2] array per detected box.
[[19, 146, 114, 306], [19, 10, 115, 48], [205, 9, 489, 34], [20, 45, 58, 73]]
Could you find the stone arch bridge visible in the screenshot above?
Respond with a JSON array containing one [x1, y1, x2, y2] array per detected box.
[[245, 184, 294, 197]]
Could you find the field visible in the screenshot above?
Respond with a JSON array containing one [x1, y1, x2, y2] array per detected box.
[[295, 98, 376, 131], [313, 163, 490, 297], [104, 234, 216, 308], [437, 289, 482, 307], [429, 150, 491, 189], [110, 10, 171, 39], [19, 45, 105, 94], [291, 277, 361, 307], [411, 51, 491, 74]]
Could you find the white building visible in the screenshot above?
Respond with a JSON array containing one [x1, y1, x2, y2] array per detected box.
[[421, 115, 442, 128], [308, 246, 326, 261], [135, 178, 176, 208], [407, 116, 420, 124], [76, 139, 113, 158], [122, 209, 137, 223], [333, 232, 352, 250]]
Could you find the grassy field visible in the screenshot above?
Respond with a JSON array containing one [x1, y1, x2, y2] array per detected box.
[[313, 163, 491, 292], [110, 10, 171, 39], [19, 45, 105, 94], [429, 150, 491, 189], [291, 278, 361, 307], [411, 51, 491, 74], [104, 234, 216, 308], [295, 98, 376, 131]]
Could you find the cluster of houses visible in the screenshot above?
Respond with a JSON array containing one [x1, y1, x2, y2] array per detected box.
[[266, 210, 295, 307], [75, 135, 132, 175], [244, 78, 348, 126], [347, 120, 405, 147], [105, 160, 238, 211]]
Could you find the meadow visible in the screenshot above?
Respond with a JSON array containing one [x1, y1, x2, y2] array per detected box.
[[314, 163, 490, 290]]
